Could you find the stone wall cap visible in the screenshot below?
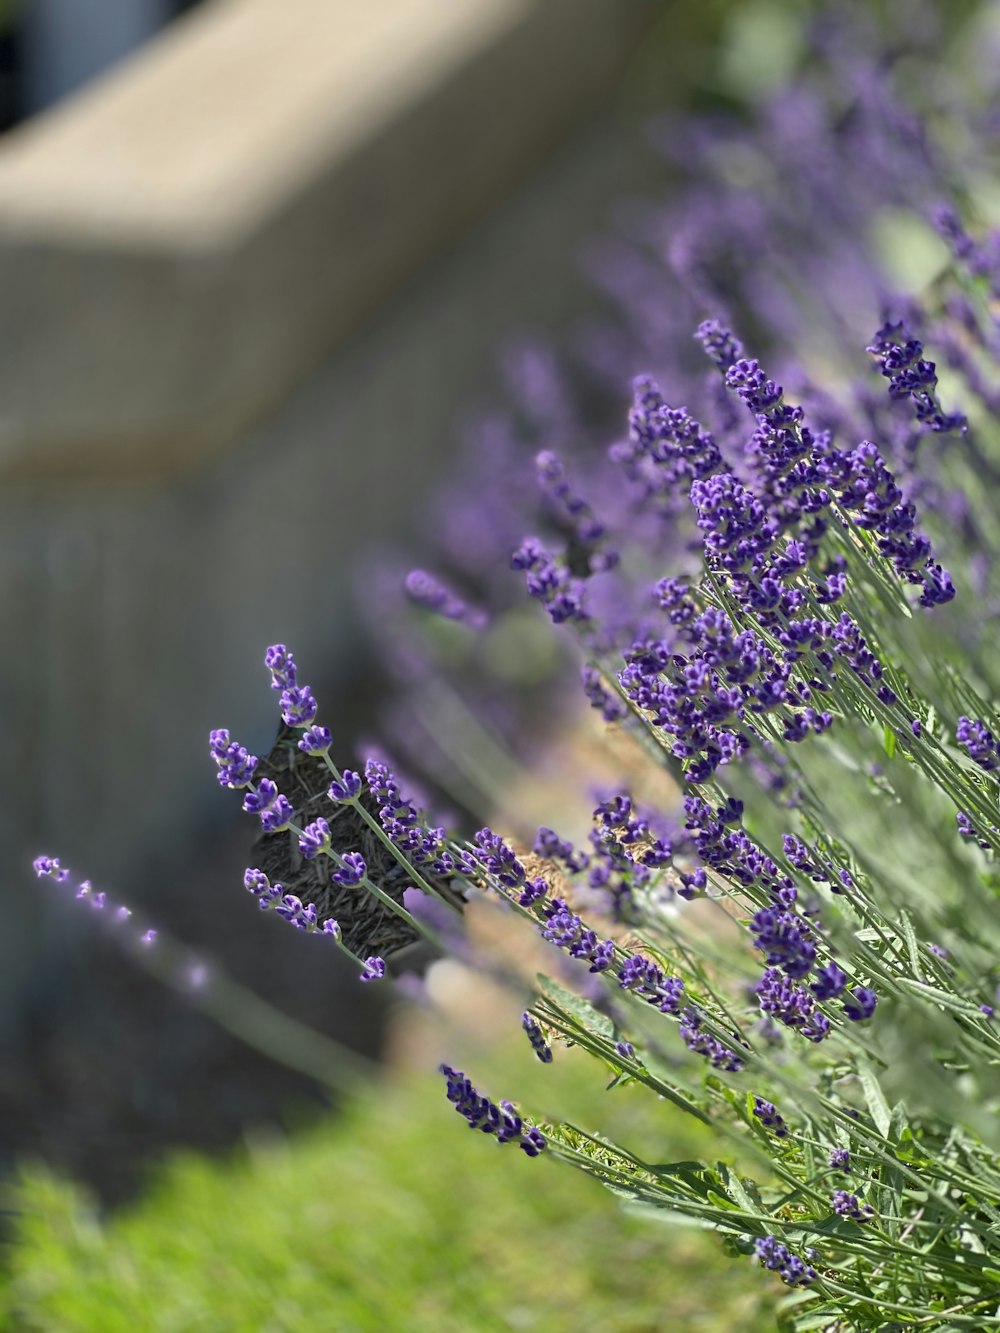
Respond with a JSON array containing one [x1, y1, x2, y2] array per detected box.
[[0, 0, 539, 248]]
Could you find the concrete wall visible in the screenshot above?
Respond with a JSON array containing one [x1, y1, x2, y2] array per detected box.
[[0, 0, 673, 1019]]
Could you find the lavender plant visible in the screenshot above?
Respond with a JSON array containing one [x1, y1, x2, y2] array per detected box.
[[160, 256, 1000, 1321], [29, 5, 1000, 1329]]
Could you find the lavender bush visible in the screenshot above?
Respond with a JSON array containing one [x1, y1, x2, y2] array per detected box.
[[30, 3, 1000, 1328]]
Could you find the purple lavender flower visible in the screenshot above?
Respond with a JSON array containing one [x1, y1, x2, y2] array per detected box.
[[695, 319, 741, 370], [473, 826, 546, 905], [522, 1012, 553, 1063], [753, 1096, 789, 1138], [829, 1147, 851, 1172], [244, 866, 282, 908], [243, 866, 341, 940], [360, 956, 386, 983], [867, 319, 966, 434], [242, 778, 278, 814], [957, 716, 1000, 772], [534, 826, 589, 874], [33, 855, 70, 882], [264, 643, 297, 691], [299, 818, 332, 860], [615, 1040, 635, 1060], [842, 987, 878, 1022], [753, 1236, 816, 1287], [209, 729, 258, 789], [832, 1190, 874, 1222], [298, 725, 332, 756], [540, 898, 615, 973], [275, 894, 318, 931], [328, 770, 363, 802], [280, 685, 318, 729], [366, 760, 455, 876], [749, 907, 817, 979], [440, 1065, 546, 1156], [333, 852, 367, 888], [511, 537, 588, 625], [757, 968, 831, 1042], [242, 779, 295, 833], [34, 858, 163, 953], [725, 358, 784, 415], [405, 568, 485, 628], [810, 962, 847, 1001], [679, 1007, 744, 1072], [261, 798, 294, 833]]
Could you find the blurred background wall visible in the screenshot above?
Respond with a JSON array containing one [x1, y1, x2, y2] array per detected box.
[[0, 0, 739, 1190], [1, 0, 679, 1001]]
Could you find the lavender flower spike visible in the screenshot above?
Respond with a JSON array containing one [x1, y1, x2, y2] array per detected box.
[[264, 643, 297, 691], [753, 1236, 816, 1287], [405, 568, 485, 628], [440, 1064, 546, 1156], [957, 716, 1000, 772], [209, 729, 258, 789]]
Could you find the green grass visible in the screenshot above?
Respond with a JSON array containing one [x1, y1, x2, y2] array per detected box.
[[0, 1056, 777, 1332]]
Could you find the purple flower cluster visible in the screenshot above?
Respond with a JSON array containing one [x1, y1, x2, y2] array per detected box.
[[511, 536, 588, 626], [440, 1065, 546, 1156], [589, 792, 677, 914], [365, 760, 455, 875], [539, 898, 614, 973], [263, 645, 318, 728], [243, 867, 341, 939], [678, 798, 864, 1036], [472, 827, 547, 905], [617, 952, 685, 1014], [209, 729, 258, 789], [332, 852, 367, 888], [842, 987, 878, 1022], [360, 956, 386, 983], [753, 1097, 789, 1138], [522, 1012, 553, 1063], [682, 796, 793, 898], [34, 857, 155, 946], [405, 568, 485, 629], [829, 1147, 851, 1172], [956, 809, 994, 851], [756, 969, 831, 1043], [867, 319, 966, 434], [749, 906, 817, 978], [298, 725, 332, 756], [242, 778, 294, 833], [328, 770, 363, 802], [299, 817, 332, 860], [678, 1007, 744, 1072], [832, 1190, 874, 1223], [613, 378, 723, 496], [715, 335, 954, 615], [957, 715, 1000, 772], [535, 795, 687, 926], [581, 665, 627, 722], [753, 1236, 816, 1287], [831, 439, 954, 606], [534, 825, 589, 874]]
